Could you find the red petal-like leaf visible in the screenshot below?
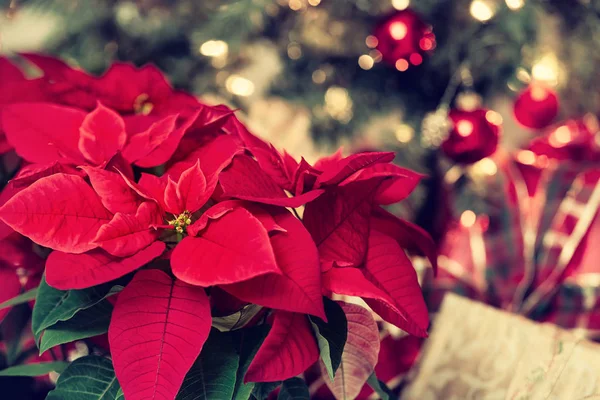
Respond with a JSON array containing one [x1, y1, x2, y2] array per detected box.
[[352, 164, 423, 205], [313, 148, 343, 171], [364, 230, 429, 336], [0, 267, 21, 323], [174, 160, 209, 214], [0, 174, 112, 253], [220, 155, 323, 207], [163, 177, 182, 215], [186, 201, 240, 237], [94, 202, 162, 257], [2, 103, 86, 163], [109, 270, 211, 400], [315, 152, 395, 187], [78, 102, 127, 164], [171, 208, 280, 286], [304, 179, 383, 269], [122, 115, 178, 163], [245, 311, 319, 382], [321, 302, 380, 400], [138, 173, 168, 210], [45, 241, 165, 290], [81, 166, 143, 214], [11, 162, 84, 188], [0, 57, 25, 82], [221, 210, 325, 319], [371, 207, 437, 273]]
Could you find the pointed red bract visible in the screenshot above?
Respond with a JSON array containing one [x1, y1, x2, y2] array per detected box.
[[321, 302, 380, 400], [314, 151, 395, 187], [171, 208, 281, 286], [122, 115, 178, 163], [2, 103, 86, 163], [0, 267, 21, 324], [221, 210, 326, 319], [245, 311, 319, 383], [78, 102, 127, 164], [0, 174, 112, 253], [11, 162, 84, 188], [163, 160, 209, 214], [220, 155, 323, 207], [45, 241, 165, 290], [352, 163, 423, 205], [81, 166, 143, 214], [304, 179, 383, 268], [94, 202, 162, 257], [364, 230, 429, 336], [109, 270, 211, 400]]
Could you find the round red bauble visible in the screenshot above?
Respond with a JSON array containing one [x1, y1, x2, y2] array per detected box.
[[374, 9, 435, 70], [513, 84, 559, 130], [441, 109, 501, 164]]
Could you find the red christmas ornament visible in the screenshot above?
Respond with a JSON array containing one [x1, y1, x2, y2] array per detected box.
[[527, 117, 600, 162], [513, 83, 559, 130], [374, 9, 435, 71], [441, 109, 501, 164]]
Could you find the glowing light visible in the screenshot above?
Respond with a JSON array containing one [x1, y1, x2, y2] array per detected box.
[[409, 53, 423, 65], [516, 67, 531, 83], [389, 22, 408, 40], [200, 40, 228, 57], [288, 0, 303, 11], [419, 37, 434, 51], [308, 0, 321, 5], [470, 0, 496, 22], [312, 69, 326, 84], [358, 55, 374, 70], [505, 0, 525, 10], [474, 157, 497, 176], [370, 50, 383, 63], [395, 59, 409, 71], [456, 120, 474, 137], [517, 150, 536, 165], [532, 53, 560, 86], [530, 84, 549, 101], [324, 86, 353, 123], [395, 124, 414, 143], [225, 75, 255, 97], [365, 35, 379, 48], [485, 110, 503, 126], [392, 0, 410, 10], [461, 210, 477, 228], [549, 125, 572, 147]]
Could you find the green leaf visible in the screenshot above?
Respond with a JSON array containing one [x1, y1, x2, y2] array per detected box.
[[0, 303, 31, 365], [0, 288, 37, 310], [309, 298, 347, 380], [32, 276, 121, 343], [232, 325, 271, 400], [277, 378, 309, 400], [366, 373, 393, 400], [252, 381, 281, 400], [115, 388, 125, 400], [39, 300, 112, 355], [177, 329, 239, 400], [212, 303, 263, 332], [0, 361, 69, 376], [46, 355, 121, 400]]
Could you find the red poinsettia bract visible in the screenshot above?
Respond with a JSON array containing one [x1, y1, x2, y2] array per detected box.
[[0, 54, 435, 400]]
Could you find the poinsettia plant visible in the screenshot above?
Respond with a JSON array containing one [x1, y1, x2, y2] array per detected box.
[[0, 54, 436, 400]]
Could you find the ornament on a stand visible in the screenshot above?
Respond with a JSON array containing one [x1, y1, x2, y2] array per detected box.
[[441, 108, 502, 164], [513, 83, 559, 130], [373, 9, 435, 71]]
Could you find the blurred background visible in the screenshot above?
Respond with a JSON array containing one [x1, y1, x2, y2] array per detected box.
[[2, 0, 600, 397]]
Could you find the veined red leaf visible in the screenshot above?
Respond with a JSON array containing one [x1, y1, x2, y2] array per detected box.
[[292, 158, 320, 196], [78, 102, 127, 165], [350, 164, 423, 205], [11, 162, 83, 188], [94, 202, 162, 257], [186, 201, 240, 237], [109, 270, 211, 400], [371, 207, 437, 273], [313, 148, 343, 171], [80, 166, 143, 214], [2, 103, 86, 163], [245, 311, 318, 382], [46, 241, 165, 290], [0, 268, 21, 324], [122, 114, 178, 163], [20, 53, 90, 85], [134, 110, 200, 168], [0, 174, 112, 253], [163, 177, 181, 215], [364, 230, 429, 336], [221, 210, 325, 319], [170, 160, 209, 214], [321, 302, 379, 400], [171, 208, 281, 286], [251, 146, 295, 192], [315, 152, 395, 187], [303, 179, 383, 269], [220, 155, 323, 207]]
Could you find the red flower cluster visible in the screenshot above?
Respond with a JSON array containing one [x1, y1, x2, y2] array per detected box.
[[0, 55, 435, 399]]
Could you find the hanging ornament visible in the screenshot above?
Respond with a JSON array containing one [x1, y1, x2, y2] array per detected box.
[[513, 83, 559, 130], [373, 9, 436, 71], [441, 108, 501, 164]]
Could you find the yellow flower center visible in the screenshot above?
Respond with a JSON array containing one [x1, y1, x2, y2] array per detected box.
[[168, 211, 193, 234], [133, 93, 154, 115]]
